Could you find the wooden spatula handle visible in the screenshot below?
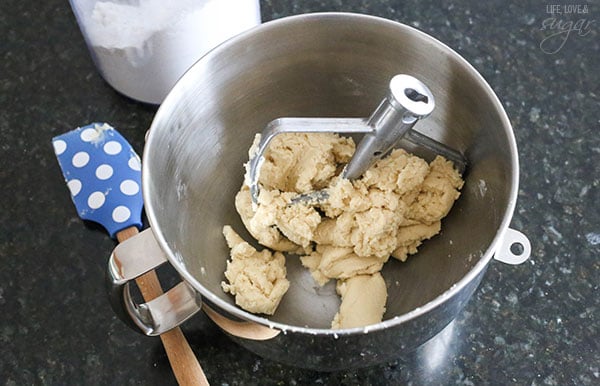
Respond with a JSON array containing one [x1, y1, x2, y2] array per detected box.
[[117, 227, 209, 386]]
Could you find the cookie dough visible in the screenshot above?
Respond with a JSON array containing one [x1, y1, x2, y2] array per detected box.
[[221, 225, 289, 315], [222, 132, 463, 328], [332, 273, 387, 329], [235, 186, 319, 253], [300, 245, 384, 286], [248, 132, 355, 193]]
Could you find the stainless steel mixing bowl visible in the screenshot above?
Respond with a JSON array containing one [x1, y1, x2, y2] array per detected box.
[[107, 12, 530, 371]]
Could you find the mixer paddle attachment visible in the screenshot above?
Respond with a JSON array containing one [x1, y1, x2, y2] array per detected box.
[[246, 74, 467, 205]]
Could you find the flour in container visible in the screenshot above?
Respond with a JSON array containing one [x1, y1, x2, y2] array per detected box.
[[75, 0, 260, 104]]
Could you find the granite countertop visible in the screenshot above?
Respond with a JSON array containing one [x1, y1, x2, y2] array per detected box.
[[1, 0, 598, 384]]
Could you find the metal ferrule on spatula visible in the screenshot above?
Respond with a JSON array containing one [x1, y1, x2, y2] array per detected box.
[[247, 74, 467, 204]]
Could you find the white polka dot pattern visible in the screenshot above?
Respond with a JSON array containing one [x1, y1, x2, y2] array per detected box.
[[120, 179, 139, 195], [67, 179, 82, 196], [53, 140, 67, 155], [95, 164, 113, 180], [112, 206, 131, 223], [128, 156, 141, 171], [52, 123, 143, 238], [72, 151, 89, 168], [88, 191, 105, 209], [80, 128, 99, 142], [104, 141, 122, 155]]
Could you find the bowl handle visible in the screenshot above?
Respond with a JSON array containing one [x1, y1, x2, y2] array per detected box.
[[493, 227, 531, 265], [106, 228, 202, 336], [106, 228, 280, 340]]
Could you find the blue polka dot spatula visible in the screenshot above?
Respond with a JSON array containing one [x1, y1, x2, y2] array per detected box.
[[52, 122, 143, 238], [52, 123, 208, 386]]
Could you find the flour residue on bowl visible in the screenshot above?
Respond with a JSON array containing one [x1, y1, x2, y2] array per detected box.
[[478, 179, 488, 197]]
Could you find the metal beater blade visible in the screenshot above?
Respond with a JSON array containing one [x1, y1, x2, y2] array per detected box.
[[246, 74, 467, 205]]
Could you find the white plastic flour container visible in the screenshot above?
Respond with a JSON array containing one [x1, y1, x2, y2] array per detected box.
[[69, 0, 262, 104]]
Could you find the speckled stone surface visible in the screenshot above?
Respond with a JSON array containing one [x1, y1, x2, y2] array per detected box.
[[0, 0, 598, 385]]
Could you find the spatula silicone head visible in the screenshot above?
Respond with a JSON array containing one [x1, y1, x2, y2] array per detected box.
[[52, 122, 143, 238]]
